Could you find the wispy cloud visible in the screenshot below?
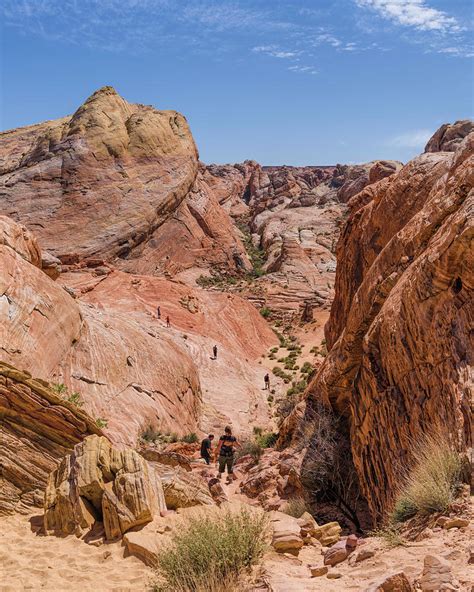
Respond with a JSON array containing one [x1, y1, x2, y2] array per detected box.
[[355, 0, 460, 32], [252, 45, 300, 59], [288, 64, 318, 75], [388, 129, 432, 148]]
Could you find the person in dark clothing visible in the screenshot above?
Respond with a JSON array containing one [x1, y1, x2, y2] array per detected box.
[[166, 315, 170, 328], [264, 373, 270, 390], [157, 306, 161, 319], [213, 345, 218, 360], [200, 434, 214, 465], [214, 425, 241, 481]]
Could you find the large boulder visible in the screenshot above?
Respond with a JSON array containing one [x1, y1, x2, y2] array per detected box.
[[44, 435, 166, 540], [270, 511, 304, 553], [152, 465, 214, 510]]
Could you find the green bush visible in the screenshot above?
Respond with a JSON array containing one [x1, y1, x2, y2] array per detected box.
[[256, 432, 278, 448], [300, 362, 313, 375], [391, 435, 463, 522], [95, 417, 108, 429], [153, 508, 267, 592], [141, 426, 163, 443], [181, 432, 199, 444], [260, 307, 271, 318], [66, 392, 84, 407], [52, 383, 67, 394]]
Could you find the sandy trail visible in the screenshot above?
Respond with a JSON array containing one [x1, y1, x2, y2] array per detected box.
[[0, 514, 153, 592]]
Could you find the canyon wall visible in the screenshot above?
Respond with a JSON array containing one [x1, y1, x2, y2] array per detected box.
[[304, 122, 473, 520]]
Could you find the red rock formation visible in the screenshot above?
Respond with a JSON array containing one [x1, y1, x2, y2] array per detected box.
[[0, 87, 249, 278], [305, 127, 473, 520], [0, 362, 102, 515]]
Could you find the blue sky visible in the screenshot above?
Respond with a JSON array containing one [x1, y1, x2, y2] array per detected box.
[[1, 0, 473, 165]]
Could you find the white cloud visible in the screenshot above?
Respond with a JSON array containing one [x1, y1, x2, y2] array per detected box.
[[315, 33, 341, 48], [288, 64, 318, 75], [252, 45, 299, 59], [388, 129, 432, 148], [355, 0, 460, 32]]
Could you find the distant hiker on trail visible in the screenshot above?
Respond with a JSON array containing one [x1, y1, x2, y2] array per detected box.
[[213, 345, 218, 360], [166, 315, 170, 327], [264, 373, 270, 390], [157, 306, 161, 319], [200, 434, 214, 465], [214, 425, 241, 482]]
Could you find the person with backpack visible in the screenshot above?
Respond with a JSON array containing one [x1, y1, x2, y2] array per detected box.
[[264, 373, 270, 390], [214, 425, 241, 482], [200, 434, 214, 465]]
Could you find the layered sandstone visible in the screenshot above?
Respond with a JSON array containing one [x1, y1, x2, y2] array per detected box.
[[44, 435, 166, 540], [0, 362, 101, 515], [305, 126, 473, 519], [0, 87, 249, 278]]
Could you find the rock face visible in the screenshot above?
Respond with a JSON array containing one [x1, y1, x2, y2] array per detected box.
[[0, 87, 249, 279], [44, 435, 166, 540], [0, 362, 101, 515], [305, 126, 473, 520], [424, 120, 474, 153]]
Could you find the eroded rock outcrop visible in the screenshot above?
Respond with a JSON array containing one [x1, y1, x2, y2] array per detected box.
[[44, 435, 166, 540], [0, 363, 101, 515], [304, 125, 473, 520], [0, 87, 250, 280]]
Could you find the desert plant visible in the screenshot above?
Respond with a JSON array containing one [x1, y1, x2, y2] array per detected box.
[[95, 417, 108, 429], [283, 496, 310, 518], [391, 435, 463, 522], [256, 431, 278, 449], [51, 383, 67, 394], [181, 432, 199, 444], [371, 523, 405, 548], [153, 508, 268, 592], [141, 426, 163, 443], [260, 306, 271, 318], [236, 439, 263, 464], [66, 391, 84, 407]]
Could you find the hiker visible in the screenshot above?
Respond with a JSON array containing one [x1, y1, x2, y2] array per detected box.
[[213, 344, 218, 360], [214, 425, 241, 482], [264, 373, 270, 390], [200, 434, 214, 465], [157, 306, 161, 319], [166, 315, 170, 327]]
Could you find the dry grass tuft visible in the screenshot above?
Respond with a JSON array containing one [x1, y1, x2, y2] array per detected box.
[[153, 507, 268, 592], [391, 434, 462, 523]]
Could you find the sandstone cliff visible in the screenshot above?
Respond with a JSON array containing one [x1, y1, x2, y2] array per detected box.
[[303, 125, 473, 520], [0, 362, 102, 515]]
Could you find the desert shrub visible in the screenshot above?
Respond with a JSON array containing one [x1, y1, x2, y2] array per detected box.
[[141, 426, 163, 443], [153, 508, 267, 592], [66, 391, 84, 407], [270, 347, 279, 354], [260, 307, 271, 318], [181, 432, 199, 444], [283, 496, 310, 518], [236, 439, 263, 464], [95, 417, 108, 429], [256, 431, 278, 449], [371, 523, 405, 548], [300, 362, 313, 375], [51, 383, 67, 394], [391, 435, 462, 522]]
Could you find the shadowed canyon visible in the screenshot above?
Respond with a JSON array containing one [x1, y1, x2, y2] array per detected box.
[[0, 87, 472, 591]]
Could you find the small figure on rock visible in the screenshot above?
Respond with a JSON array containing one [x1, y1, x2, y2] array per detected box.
[[200, 434, 214, 465], [212, 345, 218, 360], [215, 425, 241, 483], [264, 373, 270, 390], [157, 306, 161, 319], [166, 315, 170, 328]]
